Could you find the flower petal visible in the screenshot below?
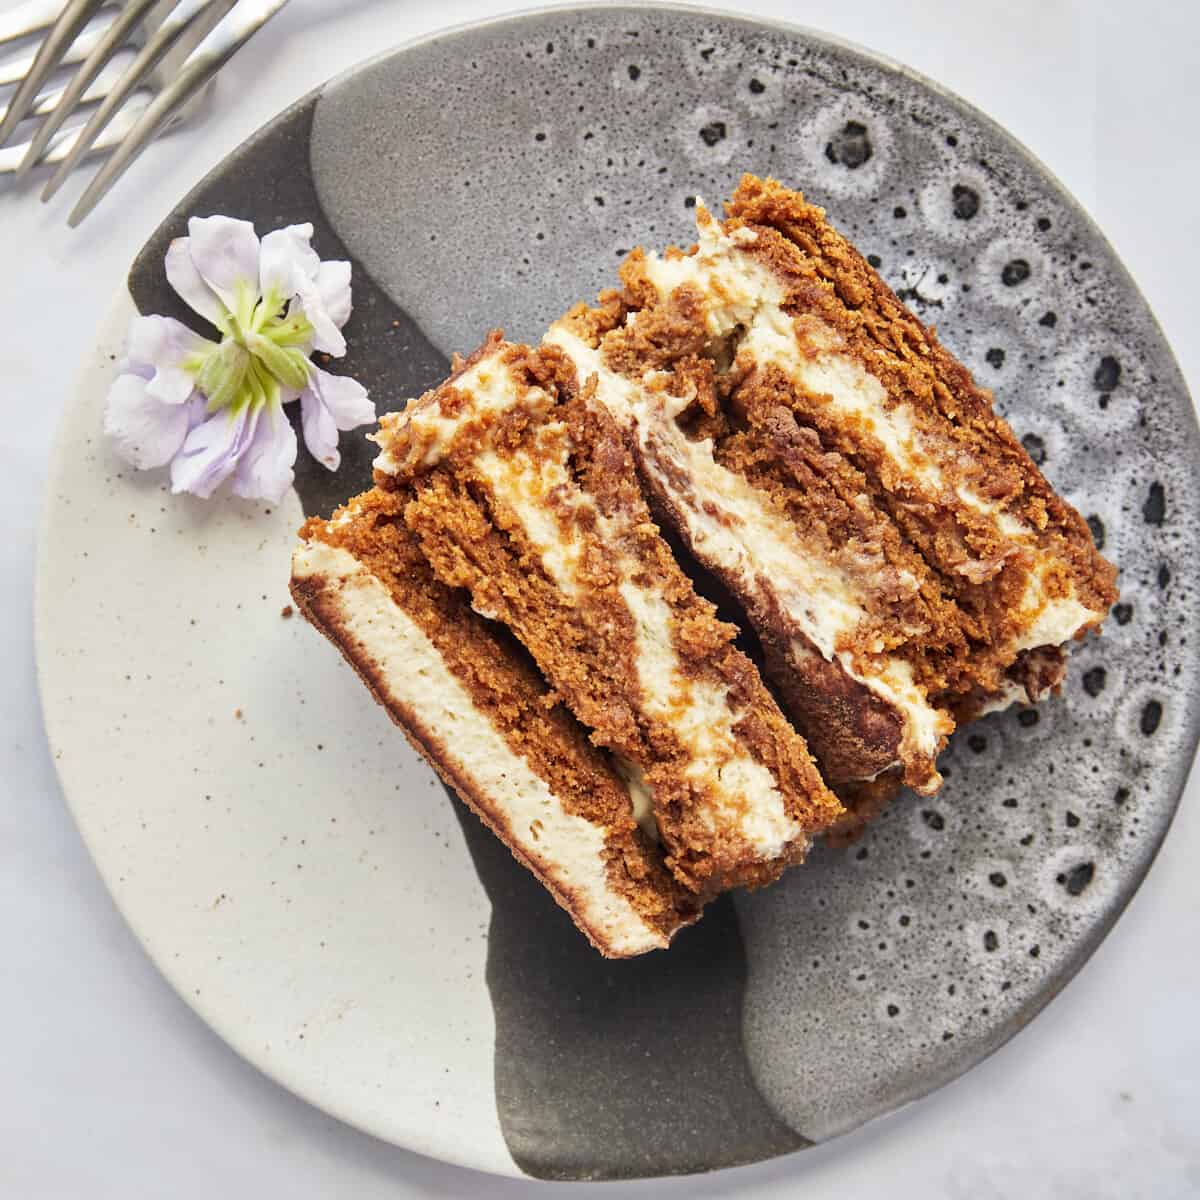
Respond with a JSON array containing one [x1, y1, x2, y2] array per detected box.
[[232, 400, 297, 503], [311, 363, 375, 430], [186, 215, 262, 325], [311, 260, 353, 347], [104, 372, 193, 469], [258, 223, 318, 309], [299, 386, 340, 471], [184, 393, 209, 431], [169, 401, 260, 499], [295, 276, 346, 357], [298, 365, 375, 472], [316, 261, 352, 330], [165, 237, 227, 330], [125, 314, 214, 406]]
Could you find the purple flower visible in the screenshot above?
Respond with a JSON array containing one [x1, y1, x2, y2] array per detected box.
[[104, 216, 374, 503]]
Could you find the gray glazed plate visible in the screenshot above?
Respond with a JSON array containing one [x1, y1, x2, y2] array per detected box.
[[37, 3, 1198, 1182]]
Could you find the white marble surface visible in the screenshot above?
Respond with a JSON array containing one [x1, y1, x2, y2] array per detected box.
[[2, 1, 1198, 1195]]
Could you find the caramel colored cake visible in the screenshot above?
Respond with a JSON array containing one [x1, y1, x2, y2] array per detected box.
[[291, 174, 1116, 953], [292, 488, 701, 957], [373, 334, 843, 898], [547, 175, 1117, 808]]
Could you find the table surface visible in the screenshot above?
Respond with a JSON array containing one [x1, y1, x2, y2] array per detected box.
[[4, 2, 1198, 1196]]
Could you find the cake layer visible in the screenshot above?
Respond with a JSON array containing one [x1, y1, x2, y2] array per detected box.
[[290, 489, 700, 957], [721, 176, 1117, 683], [374, 336, 844, 896], [547, 176, 1117, 795], [546, 317, 954, 793]]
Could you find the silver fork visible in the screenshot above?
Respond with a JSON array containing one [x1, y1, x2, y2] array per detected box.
[[0, 0, 290, 225]]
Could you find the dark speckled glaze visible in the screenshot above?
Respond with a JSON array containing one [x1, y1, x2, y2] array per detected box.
[[130, 5, 1198, 1180]]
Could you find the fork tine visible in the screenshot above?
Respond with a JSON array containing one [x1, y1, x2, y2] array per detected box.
[[0, 0, 108, 147], [0, 91, 151, 173], [68, 0, 290, 227], [64, 79, 205, 227], [0, 22, 108, 87], [0, 51, 132, 128], [42, 0, 217, 202], [27, 48, 135, 118], [0, 0, 64, 47], [16, 0, 162, 178]]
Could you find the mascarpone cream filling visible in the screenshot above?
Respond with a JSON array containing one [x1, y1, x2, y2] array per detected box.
[[374, 357, 549, 474], [292, 539, 664, 955], [545, 323, 950, 779], [379, 350, 805, 856], [618, 578, 802, 860], [631, 206, 1103, 676], [475, 440, 586, 599]]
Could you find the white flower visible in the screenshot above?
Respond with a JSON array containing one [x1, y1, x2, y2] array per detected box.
[[104, 216, 374, 503]]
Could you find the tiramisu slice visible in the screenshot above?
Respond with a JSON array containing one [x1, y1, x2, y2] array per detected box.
[[291, 487, 700, 957], [290, 172, 1118, 948], [547, 175, 1117, 801], [373, 334, 844, 896]]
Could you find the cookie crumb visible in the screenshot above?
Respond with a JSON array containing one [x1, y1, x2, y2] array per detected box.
[[281, 604, 294, 618]]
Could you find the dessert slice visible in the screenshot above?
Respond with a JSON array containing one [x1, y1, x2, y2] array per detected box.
[[291, 486, 700, 957], [373, 334, 844, 896], [547, 174, 1117, 798], [722, 176, 1117, 710]]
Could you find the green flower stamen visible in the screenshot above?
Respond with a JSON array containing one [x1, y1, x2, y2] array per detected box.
[[249, 333, 312, 391], [198, 340, 251, 414], [190, 292, 317, 417]]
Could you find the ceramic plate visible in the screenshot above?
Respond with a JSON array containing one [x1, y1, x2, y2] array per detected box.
[[36, 4, 1199, 1181]]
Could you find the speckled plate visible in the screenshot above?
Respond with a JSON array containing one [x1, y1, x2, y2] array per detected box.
[[35, 4, 1198, 1182]]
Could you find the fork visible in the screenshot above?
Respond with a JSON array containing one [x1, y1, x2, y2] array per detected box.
[[0, 0, 290, 225]]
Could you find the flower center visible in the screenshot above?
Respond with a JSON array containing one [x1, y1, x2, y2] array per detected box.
[[193, 287, 317, 414]]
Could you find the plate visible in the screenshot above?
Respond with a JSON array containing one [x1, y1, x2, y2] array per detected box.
[[36, 4, 1199, 1182]]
